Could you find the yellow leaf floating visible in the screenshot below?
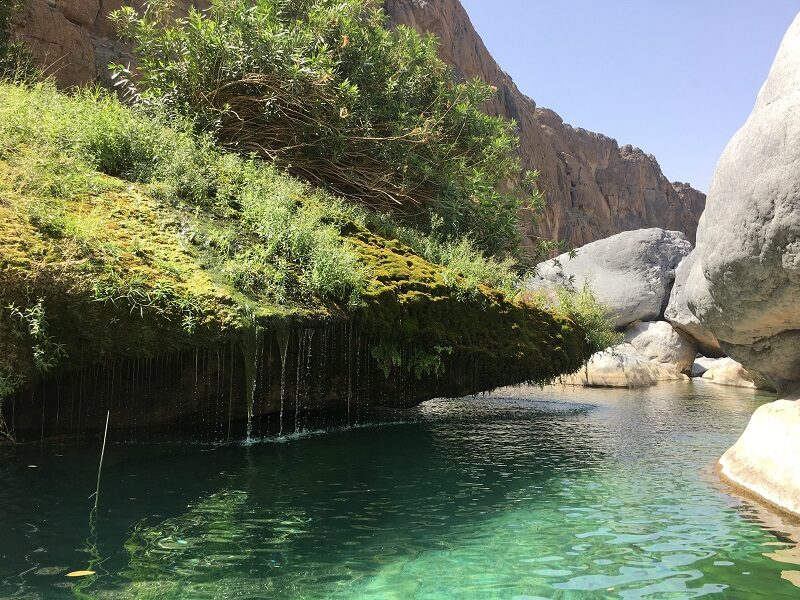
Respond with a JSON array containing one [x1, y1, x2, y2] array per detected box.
[[66, 570, 96, 578]]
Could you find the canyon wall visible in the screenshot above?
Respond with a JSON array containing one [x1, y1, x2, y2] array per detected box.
[[384, 0, 705, 246], [13, 0, 705, 247]]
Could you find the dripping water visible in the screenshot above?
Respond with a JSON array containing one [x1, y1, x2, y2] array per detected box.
[[241, 327, 261, 443], [277, 326, 291, 437], [294, 329, 304, 434]]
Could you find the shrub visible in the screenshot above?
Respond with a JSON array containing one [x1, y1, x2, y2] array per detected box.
[[111, 0, 543, 256], [0, 0, 35, 82], [0, 83, 368, 307], [526, 285, 622, 354]]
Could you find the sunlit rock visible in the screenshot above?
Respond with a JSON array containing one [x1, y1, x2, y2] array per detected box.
[[664, 252, 723, 357], [720, 400, 800, 516], [562, 343, 687, 388], [624, 320, 697, 374], [527, 228, 691, 329]]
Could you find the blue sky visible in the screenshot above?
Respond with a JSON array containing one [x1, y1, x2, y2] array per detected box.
[[460, 0, 799, 193]]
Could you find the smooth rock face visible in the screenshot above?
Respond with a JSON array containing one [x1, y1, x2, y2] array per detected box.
[[665, 252, 723, 357], [527, 228, 692, 328], [720, 400, 800, 516], [14, 0, 706, 245], [686, 12, 800, 396], [562, 344, 687, 388], [624, 321, 697, 374], [699, 357, 756, 389]]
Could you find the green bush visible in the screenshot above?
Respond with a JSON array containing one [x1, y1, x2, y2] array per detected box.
[[523, 285, 624, 353], [1, 82, 529, 309], [111, 0, 543, 256], [0, 83, 368, 307], [0, 0, 35, 82]]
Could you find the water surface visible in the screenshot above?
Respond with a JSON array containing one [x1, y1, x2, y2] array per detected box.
[[1, 381, 799, 598]]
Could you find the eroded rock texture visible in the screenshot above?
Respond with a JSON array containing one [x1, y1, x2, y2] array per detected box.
[[623, 320, 697, 375], [686, 12, 800, 397], [13, 0, 705, 247], [691, 11, 800, 519], [665, 252, 724, 357]]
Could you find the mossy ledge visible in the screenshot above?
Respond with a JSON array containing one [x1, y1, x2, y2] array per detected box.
[[0, 83, 592, 441]]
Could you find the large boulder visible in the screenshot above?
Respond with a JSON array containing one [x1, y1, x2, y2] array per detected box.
[[698, 357, 756, 389], [690, 12, 800, 519], [720, 400, 800, 516], [664, 252, 724, 357], [685, 13, 800, 396], [624, 321, 697, 374], [562, 343, 687, 388], [527, 228, 692, 328]]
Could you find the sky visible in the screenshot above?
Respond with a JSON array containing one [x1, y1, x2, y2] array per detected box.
[[460, 0, 799, 193]]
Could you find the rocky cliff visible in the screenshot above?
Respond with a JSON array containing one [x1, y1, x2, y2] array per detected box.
[[384, 0, 705, 246], [12, 0, 705, 247]]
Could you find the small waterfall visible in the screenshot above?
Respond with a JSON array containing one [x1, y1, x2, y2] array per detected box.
[[227, 342, 235, 442], [276, 326, 291, 437], [347, 322, 353, 426], [240, 327, 260, 443], [294, 329, 303, 434], [300, 329, 315, 432]]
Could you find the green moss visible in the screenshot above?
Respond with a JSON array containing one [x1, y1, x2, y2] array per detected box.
[[0, 82, 595, 402], [349, 226, 589, 384]]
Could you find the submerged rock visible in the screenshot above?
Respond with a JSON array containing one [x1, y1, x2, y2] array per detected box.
[[624, 320, 697, 374], [562, 343, 687, 388], [527, 228, 691, 329], [664, 252, 723, 357]]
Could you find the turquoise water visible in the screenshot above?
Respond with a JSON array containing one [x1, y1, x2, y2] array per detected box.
[[1, 381, 799, 599]]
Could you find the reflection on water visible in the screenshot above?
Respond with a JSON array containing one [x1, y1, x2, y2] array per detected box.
[[1, 381, 798, 598]]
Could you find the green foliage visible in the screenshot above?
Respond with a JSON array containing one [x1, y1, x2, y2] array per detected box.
[[371, 342, 453, 380], [0, 368, 23, 399], [371, 343, 402, 378], [552, 286, 622, 354], [0, 368, 23, 440], [7, 299, 67, 373], [367, 212, 519, 298], [0, 82, 523, 305], [0, 82, 368, 308], [111, 0, 541, 256], [0, 0, 35, 82], [0, 81, 595, 409]]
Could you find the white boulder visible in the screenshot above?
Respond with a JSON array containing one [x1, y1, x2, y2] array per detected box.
[[528, 228, 691, 329], [562, 343, 687, 388], [664, 252, 723, 357], [685, 13, 800, 395], [624, 320, 697, 374]]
